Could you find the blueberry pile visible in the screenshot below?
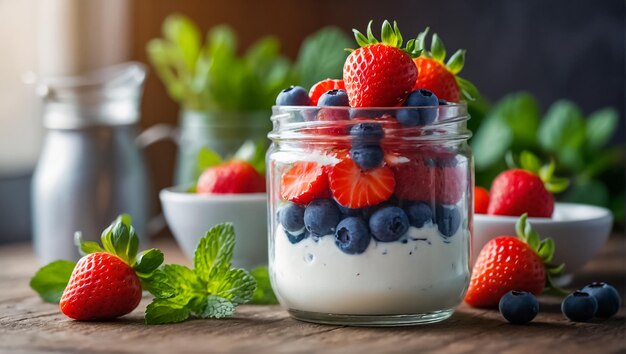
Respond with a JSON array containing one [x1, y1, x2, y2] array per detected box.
[[278, 199, 462, 255], [497, 282, 621, 325]]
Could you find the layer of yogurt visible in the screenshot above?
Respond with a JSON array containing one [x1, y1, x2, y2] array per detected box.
[[271, 223, 470, 315]]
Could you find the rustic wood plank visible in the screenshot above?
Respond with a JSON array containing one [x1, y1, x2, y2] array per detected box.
[[0, 235, 624, 354]]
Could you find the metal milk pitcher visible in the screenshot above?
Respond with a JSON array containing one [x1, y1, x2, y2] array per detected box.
[[32, 62, 149, 263]]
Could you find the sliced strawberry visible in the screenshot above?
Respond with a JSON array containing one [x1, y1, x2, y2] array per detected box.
[[280, 161, 329, 204], [329, 157, 395, 208], [309, 79, 345, 106]]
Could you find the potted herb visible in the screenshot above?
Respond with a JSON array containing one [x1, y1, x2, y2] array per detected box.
[[147, 14, 351, 184]]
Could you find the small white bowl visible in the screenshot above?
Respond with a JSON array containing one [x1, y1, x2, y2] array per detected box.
[[160, 186, 268, 269], [473, 203, 613, 285]]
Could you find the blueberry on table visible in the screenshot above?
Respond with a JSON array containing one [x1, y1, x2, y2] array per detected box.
[[304, 199, 341, 237], [396, 89, 439, 126], [404, 202, 433, 228], [369, 206, 409, 242], [349, 123, 384, 144], [436, 205, 461, 237], [498, 291, 539, 324], [562, 291, 598, 322], [276, 86, 310, 106], [350, 145, 384, 170], [286, 231, 307, 244], [279, 202, 305, 234], [581, 282, 621, 318], [317, 89, 350, 107], [335, 217, 371, 254]]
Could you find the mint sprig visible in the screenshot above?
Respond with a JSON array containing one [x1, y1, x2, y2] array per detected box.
[[143, 223, 256, 324], [250, 266, 278, 305]]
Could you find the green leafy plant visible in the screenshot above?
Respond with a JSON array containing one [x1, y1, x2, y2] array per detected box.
[[471, 92, 624, 222], [147, 14, 351, 113]]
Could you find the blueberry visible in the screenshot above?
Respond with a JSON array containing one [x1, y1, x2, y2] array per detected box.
[[334, 217, 371, 254], [404, 202, 433, 228], [303, 199, 341, 237], [562, 291, 598, 322], [279, 202, 305, 233], [396, 89, 439, 126], [336, 202, 362, 217], [318, 89, 350, 106], [436, 205, 461, 237], [286, 231, 307, 244], [350, 145, 384, 170], [369, 206, 409, 242], [350, 123, 384, 144], [581, 282, 621, 318], [276, 86, 310, 106], [498, 291, 539, 324]]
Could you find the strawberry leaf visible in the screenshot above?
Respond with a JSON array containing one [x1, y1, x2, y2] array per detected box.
[[134, 249, 165, 275], [366, 21, 378, 44], [456, 76, 479, 101], [446, 49, 465, 74], [519, 150, 541, 173], [430, 33, 446, 62], [30, 260, 76, 303], [74, 232, 103, 256], [537, 238, 555, 263]]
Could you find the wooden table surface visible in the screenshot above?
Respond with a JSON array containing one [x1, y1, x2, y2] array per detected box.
[[1, 234, 624, 354]]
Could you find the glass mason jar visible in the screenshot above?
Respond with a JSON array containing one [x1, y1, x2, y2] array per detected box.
[[267, 104, 473, 326]]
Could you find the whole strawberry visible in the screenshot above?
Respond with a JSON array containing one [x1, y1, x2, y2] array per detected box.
[[465, 214, 564, 308], [411, 29, 478, 102], [59, 216, 164, 320], [197, 160, 265, 194], [488, 152, 569, 217], [343, 21, 420, 107]]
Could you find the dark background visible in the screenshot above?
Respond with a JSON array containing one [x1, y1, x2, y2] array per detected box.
[[1, 0, 624, 243]]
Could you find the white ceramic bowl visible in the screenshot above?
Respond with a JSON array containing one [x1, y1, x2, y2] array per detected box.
[[473, 203, 613, 285], [160, 186, 268, 269]]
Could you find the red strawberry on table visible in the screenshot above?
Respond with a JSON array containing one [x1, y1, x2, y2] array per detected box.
[[465, 214, 564, 308], [411, 29, 478, 102], [328, 156, 395, 209], [488, 152, 569, 217], [281, 161, 329, 205], [197, 160, 265, 194], [60, 216, 164, 320], [343, 21, 420, 107]]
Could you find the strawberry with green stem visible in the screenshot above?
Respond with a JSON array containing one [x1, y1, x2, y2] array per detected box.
[[343, 20, 421, 107], [465, 213, 566, 308], [411, 28, 479, 102]]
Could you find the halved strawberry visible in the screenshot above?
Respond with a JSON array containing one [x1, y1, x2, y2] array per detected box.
[[309, 79, 345, 106], [280, 161, 329, 205], [329, 157, 395, 208]]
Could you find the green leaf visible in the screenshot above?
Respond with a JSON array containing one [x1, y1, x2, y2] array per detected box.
[[74, 232, 103, 256], [586, 108, 618, 151], [538, 100, 586, 152], [537, 238, 555, 263], [366, 20, 378, 44], [30, 260, 76, 303], [199, 295, 236, 319], [134, 249, 165, 275], [415, 27, 429, 51], [515, 213, 528, 241], [233, 139, 267, 175], [353, 29, 370, 47], [538, 160, 555, 182], [471, 118, 513, 170], [140, 269, 176, 299], [544, 177, 570, 194], [196, 147, 222, 179], [524, 223, 541, 251], [161, 264, 201, 291], [145, 297, 192, 325], [456, 76, 479, 101], [250, 266, 278, 304], [563, 179, 610, 207], [163, 14, 201, 72], [446, 49, 465, 74], [519, 150, 541, 173], [208, 268, 256, 304], [297, 27, 351, 89], [430, 33, 446, 62], [193, 223, 236, 283]]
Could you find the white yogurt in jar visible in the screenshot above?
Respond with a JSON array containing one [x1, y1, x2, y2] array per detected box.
[[271, 223, 470, 315]]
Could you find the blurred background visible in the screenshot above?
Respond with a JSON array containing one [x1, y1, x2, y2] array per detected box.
[[0, 0, 624, 244]]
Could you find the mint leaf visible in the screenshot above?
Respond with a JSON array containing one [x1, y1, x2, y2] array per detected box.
[[74, 232, 103, 256], [160, 264, 202, 292], [199, 295, 236, 319], [250, 266, 278, 305], [295, 27, 351, 89], [208, 268, 256, 304], [30, 260, 76, 303], [140, 269, 176, 299], [134, 249, 165, 275], [586, 108, 618, 151], [145, 297, 192, 325], [194, 223, 235, 283], [538, 100, 586, 152]]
